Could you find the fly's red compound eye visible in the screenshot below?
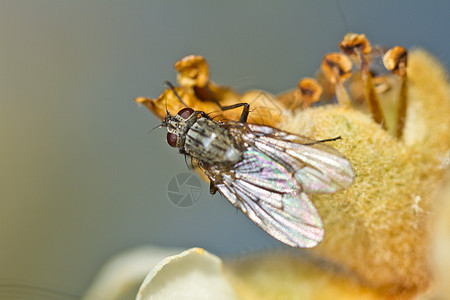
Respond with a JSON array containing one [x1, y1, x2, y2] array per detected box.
[[178, 107, 194, 119], [167, 132, 178, 147]]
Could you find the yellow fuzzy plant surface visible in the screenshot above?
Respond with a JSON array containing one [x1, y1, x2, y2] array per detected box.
[[226, 253, 382, 300], [225, 50, 450, 299], [139, 46, 449, 299]]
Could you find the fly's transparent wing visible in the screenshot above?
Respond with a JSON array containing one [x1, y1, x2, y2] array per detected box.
[[235, 123, 355, 193], [204, 148, 324, 248], [201, 122, 354, 247]]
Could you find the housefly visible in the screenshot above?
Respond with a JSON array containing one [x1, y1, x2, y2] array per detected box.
[[161, 83, 355, 248]]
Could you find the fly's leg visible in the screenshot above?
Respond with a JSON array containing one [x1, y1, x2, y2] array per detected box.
[[200, 111, 213, 120], [219, 103, 250, 123], [179, 148, 195, 169], [164, 81, 189, 107], [200, 103, 249, 123], [204, 84, 250, 123], [210, 181, 218, 195]]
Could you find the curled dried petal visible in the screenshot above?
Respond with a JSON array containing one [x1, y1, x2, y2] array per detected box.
[[321, 53, 353, 84], [339, 33, 372, 56], [383, 46, 408, 77], [175, 55, 209, 88], [297, 78, 323, 108]]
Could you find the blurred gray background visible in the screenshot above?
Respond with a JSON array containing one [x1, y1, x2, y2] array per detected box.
[[0, 0, 449, 298]]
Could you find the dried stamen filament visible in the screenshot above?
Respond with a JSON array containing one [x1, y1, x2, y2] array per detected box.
[[340, 33, 387, 128], [321, 53, 353, 108], [383, 46, 408, 138]]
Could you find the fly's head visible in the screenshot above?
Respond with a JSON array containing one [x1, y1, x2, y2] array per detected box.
[[163, 107, 197, 148]]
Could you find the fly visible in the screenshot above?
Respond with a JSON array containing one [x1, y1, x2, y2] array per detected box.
[[160, 82, 355, 248]]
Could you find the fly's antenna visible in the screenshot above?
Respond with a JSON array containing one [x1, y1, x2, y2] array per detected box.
[[164, 81, 189, 108]]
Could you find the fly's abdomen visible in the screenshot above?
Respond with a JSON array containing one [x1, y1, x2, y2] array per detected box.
[[185, 118, 241, 165]]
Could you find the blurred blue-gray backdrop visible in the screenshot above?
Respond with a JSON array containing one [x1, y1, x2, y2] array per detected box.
[[1, 1, 449, 298]]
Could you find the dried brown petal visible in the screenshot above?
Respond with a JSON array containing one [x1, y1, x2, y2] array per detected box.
[[136, 86, 218, 120], [175, 55, 209, 88], [136, 83, 281, 127]]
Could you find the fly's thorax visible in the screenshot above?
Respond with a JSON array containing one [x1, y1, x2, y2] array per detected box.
[[184, 118, 242, 165]]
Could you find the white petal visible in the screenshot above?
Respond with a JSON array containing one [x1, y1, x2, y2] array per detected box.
[[136, 247, 239, 300], [83, 246, 183, 300]]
